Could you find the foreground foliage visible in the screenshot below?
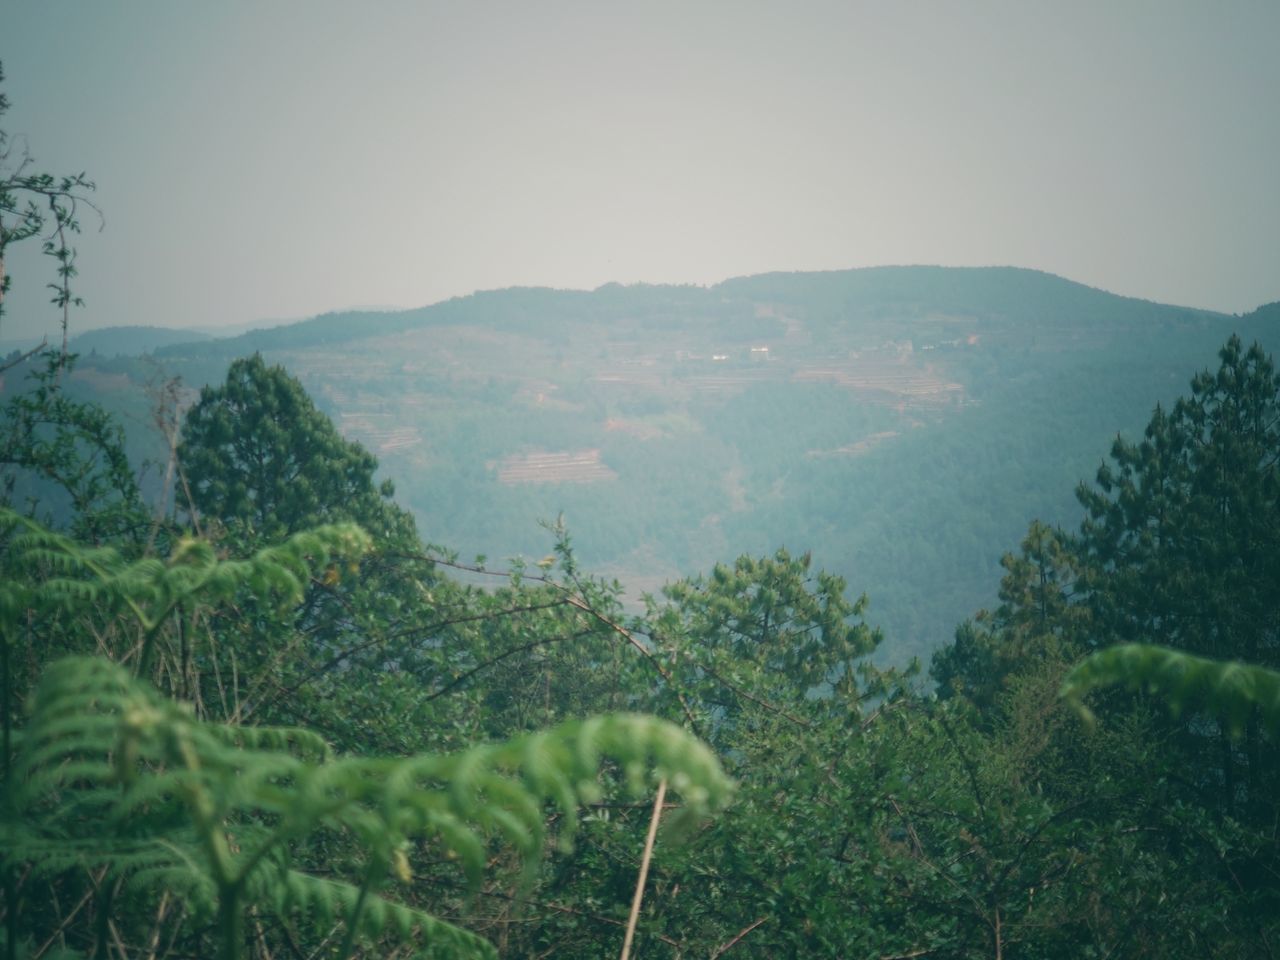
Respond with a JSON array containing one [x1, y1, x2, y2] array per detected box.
[[1063, 643, 1280, 736], [6, 655, 728, 960], [6, 332, 1280, 958]]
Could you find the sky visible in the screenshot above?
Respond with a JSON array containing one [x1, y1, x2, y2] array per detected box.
[[2, 1, 1278, 342]]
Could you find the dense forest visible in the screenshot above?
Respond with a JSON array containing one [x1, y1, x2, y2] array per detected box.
[[10, 265, 1279, 667], [4, 71, 1280, 959]]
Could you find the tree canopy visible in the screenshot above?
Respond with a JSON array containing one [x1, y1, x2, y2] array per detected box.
[[179, 353, 416, 546]]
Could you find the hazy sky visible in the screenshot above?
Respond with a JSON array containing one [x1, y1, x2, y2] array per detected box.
[[3, 1, 1278, 341]]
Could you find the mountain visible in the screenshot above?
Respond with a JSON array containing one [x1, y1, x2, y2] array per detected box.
[[10, 267, 1277, 663], [68, 325, 212, 357]]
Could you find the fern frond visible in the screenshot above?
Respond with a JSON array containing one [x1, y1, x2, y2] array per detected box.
[[263, 869, 497, 959], [1061, 643, 1280, 736], [2, 509, 373, 637], [8, 654, 732, 959], [204, 721, 333, 762]]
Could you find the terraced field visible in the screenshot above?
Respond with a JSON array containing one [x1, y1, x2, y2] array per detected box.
[[491, 449, 618, 485]]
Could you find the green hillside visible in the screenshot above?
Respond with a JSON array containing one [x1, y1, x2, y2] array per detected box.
[[8, 267, 1275, 663], [68, 325, 212, 357]]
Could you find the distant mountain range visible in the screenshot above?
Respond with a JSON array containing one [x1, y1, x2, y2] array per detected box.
[[68, 325, 212, 357], [7, 267, 1278, 662]]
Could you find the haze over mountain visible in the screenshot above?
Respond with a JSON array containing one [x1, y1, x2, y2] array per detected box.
[[14, 265, 1276, 663], [4, 3, 1278, 346]]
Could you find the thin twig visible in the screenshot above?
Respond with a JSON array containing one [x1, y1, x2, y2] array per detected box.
[[695, 658, 813, 728], [423, 628, 594, 703], [564, 597, 701, 733], [31, 886, 95, 960], [619, 778, 667, 960], [391, 551, 705, 731], [709, 917, 768, 959], [475, 889, 683, 948], [0, 336, 48, 374], [262, 596, 576, 709]]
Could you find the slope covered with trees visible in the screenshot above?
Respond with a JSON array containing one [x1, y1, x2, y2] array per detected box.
[[7, 305, 1280, 957], [7, 331, 1279, 958], [10, 267, 1277, 664]]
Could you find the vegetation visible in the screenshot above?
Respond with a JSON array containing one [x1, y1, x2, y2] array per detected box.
[[15, 268, 1277, 665], [0, 61, 97, 365], [2, 69, 1279, 958]]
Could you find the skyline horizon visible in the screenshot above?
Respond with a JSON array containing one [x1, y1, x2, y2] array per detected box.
[[5, 3, 1279, 342], [6, 260, 1271, 352]]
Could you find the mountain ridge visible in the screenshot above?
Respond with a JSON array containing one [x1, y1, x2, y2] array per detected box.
[[153, 265, 1232, 360], [8, 265, 1276, 663]]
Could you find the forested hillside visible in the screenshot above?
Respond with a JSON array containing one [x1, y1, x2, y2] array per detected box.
[[9, 268, 1277, 662], [5, 319, 1280, 958]]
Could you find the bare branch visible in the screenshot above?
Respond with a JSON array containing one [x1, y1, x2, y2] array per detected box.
[[709, 917, 769, 959]]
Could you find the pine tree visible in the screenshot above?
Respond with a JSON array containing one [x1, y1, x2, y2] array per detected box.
[[1075, 336, 1280, 808], [933, 521, 1087, 713], [179, 353, 416, 546]]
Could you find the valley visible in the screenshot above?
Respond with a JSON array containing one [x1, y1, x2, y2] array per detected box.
[[12, 266, 1277, 663]]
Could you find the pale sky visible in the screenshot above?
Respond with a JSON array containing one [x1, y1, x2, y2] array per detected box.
[[3, 1, 1278, 342]]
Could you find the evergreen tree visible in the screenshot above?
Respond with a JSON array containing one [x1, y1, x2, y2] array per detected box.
[[933, 521, 1086, 713], [651, 548, 883, 744], [1077, 336, 1280, 665], [1076, 335, 1280, 808], [179, 353, 416, 546]]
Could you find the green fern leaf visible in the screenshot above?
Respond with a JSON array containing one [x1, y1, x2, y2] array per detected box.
[[1061, 643, 1280, 736]]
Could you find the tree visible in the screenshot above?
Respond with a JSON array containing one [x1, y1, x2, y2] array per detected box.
[[933, 521, 1087, 714], [1076, 335, 1280, 808], [649, 548, 884, 749], [1078, 336, 1280, 663], [174, 356, 452, 747], [0, 60, 98, 368], [0, 351, 148, 545], [915, 337, 1280, 956], [179, 353, 415, 545], [489, 551, 905, 959]]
